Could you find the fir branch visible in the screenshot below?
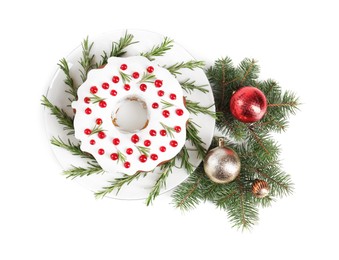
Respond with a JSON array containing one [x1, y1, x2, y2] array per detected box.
[[79, 36, 95, 82], [145, 159, 176, 206], [138, 72, 156, 83], [41, 95, 74, 135], [119, 71, 132, 83], [165, 60, 205, 76], [95, 171, 145, 198], [238, 58, 260, 86], [63, 163, 104, 179], [51, 136, 94, 160], [179, 79, 208, 94], [135, 146, 150, 156], [185, 99, 217, 118], [57, 58, 77, 99], [176, 146, 195, 174], [160, 100, 174, 109], [160, 122, 175, 138], [186, 120, 206, 159], [140, 37, 174, 61]]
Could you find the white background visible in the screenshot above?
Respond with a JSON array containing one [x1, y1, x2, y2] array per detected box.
[[1, 0, 338, 259]]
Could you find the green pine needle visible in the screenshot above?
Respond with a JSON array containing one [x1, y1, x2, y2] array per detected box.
[[79, 36, 95, 82], [138, 72, 156, 83], [57, 58, 77, 99], [179, 79, 208, 94], [160, 122, 175, 138], [135, 146, 150, 156], [140, 37, 174, 61], [63, 163, 104, 179], [186, 120, 206, 159], [165, 60, 205, 76], [51, 136, 94, 160], [185, 99, 217, 119]]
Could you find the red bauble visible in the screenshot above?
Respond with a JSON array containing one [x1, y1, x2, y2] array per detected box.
[[230, 86, 267, 123]]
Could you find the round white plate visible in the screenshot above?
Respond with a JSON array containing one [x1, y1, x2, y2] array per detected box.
[[44, 29, 215, 199]]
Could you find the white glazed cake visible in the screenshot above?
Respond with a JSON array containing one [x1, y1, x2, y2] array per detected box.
[[72, 56, 189, 175]]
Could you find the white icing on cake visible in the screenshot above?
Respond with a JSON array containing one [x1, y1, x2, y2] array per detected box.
[[72, 56, 189, 175]]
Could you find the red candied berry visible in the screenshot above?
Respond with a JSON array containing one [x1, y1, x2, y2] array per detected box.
[[84, 128, 91, 135], [112, 138, 120, 145], [73, 108, 76, 114], [144, 140, 151, 147], [147, 66, 154, 73], [139, 155, 147, 163], [124, 162, 131, 168], [176, 109, 184, 116], [150, 154, 158, 160], [169, 94, 177, 100], [110, 89, 118, 96], [170, 140, 178, 147], [112, 76, 120, 83], [174, 126, 181, 133], [149, 129, 157, 136], [132, 72, 139, 79], [110, 153, 118, 160], [162, 110, 170, 118], [158, 90, 164, 96], [140, 84, 147, 91], [85, 108, 92, 114], [84, 97, 90, 104], [160, 130, 167, 136], [126, 148, 133, 155], [99, 100, 107, 108], [131, 134, 139, 143], [124, 84, 131, 91], [154, 80, 163, 87], [90, 139, 96, 145], [152, 102, 159, 109], [96, 118, 103, 125], [102, 82, 109, 89], [120, 64, 127, 70], [98, 148, 105, 155], [159, 146, 166, 152], [90, 86, 98, 94], [98, 131, 106, 139]]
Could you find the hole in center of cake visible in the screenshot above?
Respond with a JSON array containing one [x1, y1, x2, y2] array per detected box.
[[112, 96, 149, 133]]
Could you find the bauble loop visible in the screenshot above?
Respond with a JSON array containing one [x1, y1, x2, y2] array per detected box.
[[252, 179, 270, 198], [230, 86, 267, 123]]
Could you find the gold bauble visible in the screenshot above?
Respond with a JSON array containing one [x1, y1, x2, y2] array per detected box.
[[203, 138, 241, 184], [252, 179, 270, 198]]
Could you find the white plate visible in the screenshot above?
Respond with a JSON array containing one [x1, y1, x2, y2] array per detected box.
[[44, 29, 215, 199]]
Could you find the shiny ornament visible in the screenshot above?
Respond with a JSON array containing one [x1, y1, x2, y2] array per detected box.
[[252, 179, 270, 198], [230, 86, 267, 123], [203, 138, 241, 184]]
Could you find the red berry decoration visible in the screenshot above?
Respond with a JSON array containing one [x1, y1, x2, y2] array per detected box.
[[147, 66, 154, 73], [112, 76, 120, 83], [124, 84, 131, 91], [84, 128, 91, 135], [175, 109, 184, 116], [139, 155, 147, 163], [110, 89, 118, 96], [102, 82, 109, 89], [126, 148, 133, 155], [152, 102, 159, 109], [110, 153, 119, 160], [98, 131, 106, 139], [98, 148, 105, 155], [96, 118, 103, 125], [90, 86, 98, 94], [230, 86, 268, 123], [131, 134, 139, 143], [84, 97, 90, 104], [144, 140, 151, 147], [169, 94, 176, 100], [154, 79, 163, 87], [124, 162, 131, 168], [158, 90, 164, 96], [85, 108, 92, 114], [160, 130, 167, 136], [112, 138, 120, 145], [140, 84, 147, 91], [99, 100, 107, 108], [132, 72, 139, 79], [162, 110, 170, 118], [90, 139, 96, 145], [159, 146, 166, 152], [149, 130, 157, 136], [120, 64, 127, 70], [150, 154, 158, 160], [174, 126, 181, 133], [170, 140, 178, 147]]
